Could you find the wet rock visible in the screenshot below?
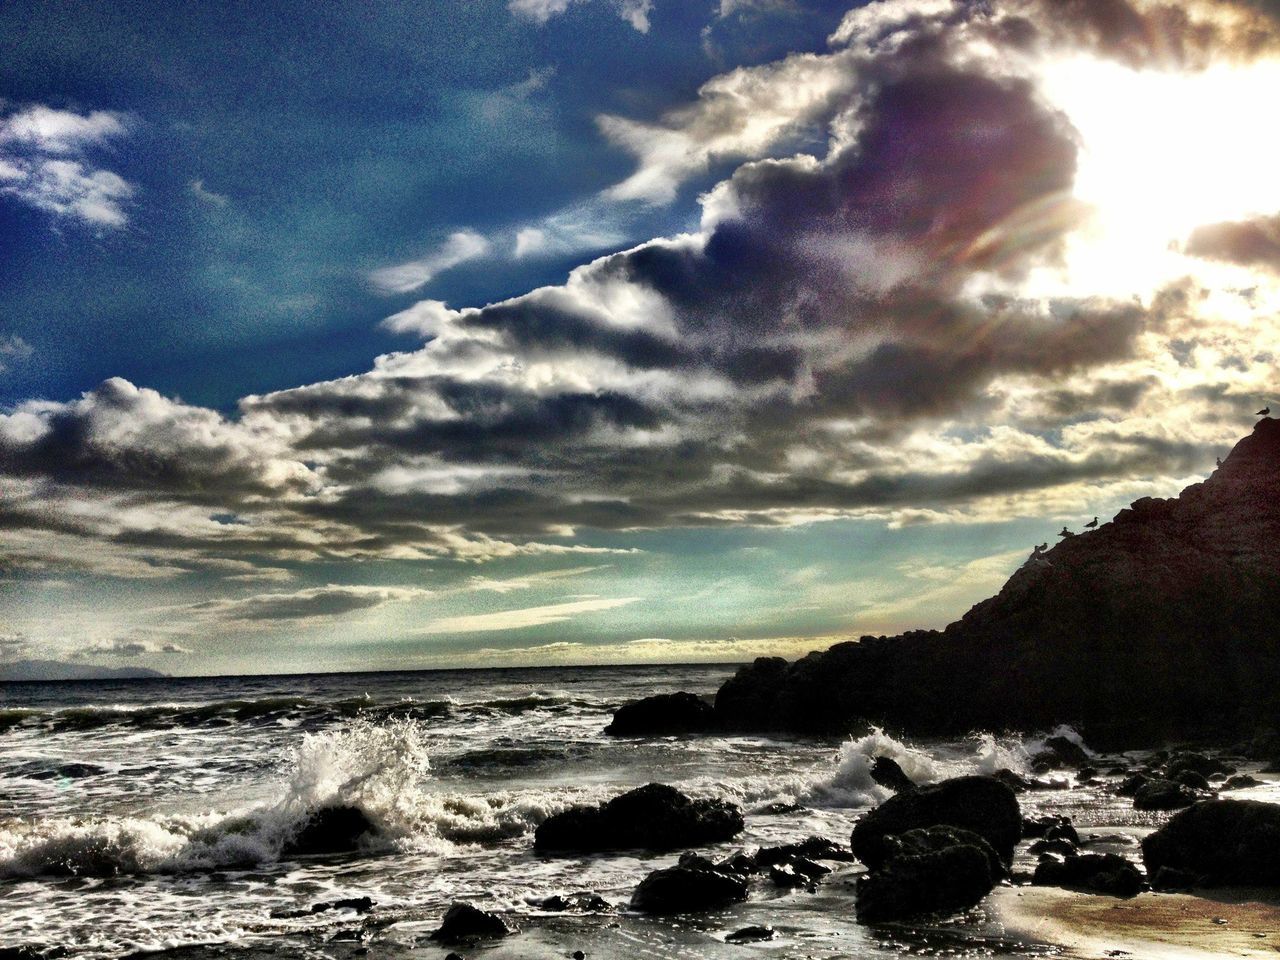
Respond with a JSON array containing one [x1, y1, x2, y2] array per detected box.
[[0, 948, 68, 960], [1142, 800, 1280, 886], [1032, 852, 1145, 897], [572, 952, 585, 960], [1151, 865, 1201, 890], [718, 852, 760, 875], [856, 827, 999, 923], [443, 953, 466, 960], [1021, 815, 1079, 845], [535, 783, 743, 853], [1116, 773, 1151, 797], [630, 864, 749, 914], [870, 756, 916, 792], [537, 892, 612, 912], [271, 896, 376, 919], [725, 926, 776, 943], [430, 902, 516, 943], [1133, 779, 1199, 811], [1222, 774, 1264, 790], [1165, 752, 1233, 780], [852, 775, 1022, 869], [755, 835, 854, 865], [1174, 770, 1212, 791], [1032, 736, 1091, 770], [283, 806, 379, 857], [604, 692, 716, 737], [1029, 838, 1077, 857], [769, 862, 815, 889]]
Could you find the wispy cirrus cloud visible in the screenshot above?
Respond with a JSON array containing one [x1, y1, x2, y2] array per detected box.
[[416, 596, 640, 634], [369, 229, 492, 295], [0, 104, 135, 228], [509, 0, 653, 32]]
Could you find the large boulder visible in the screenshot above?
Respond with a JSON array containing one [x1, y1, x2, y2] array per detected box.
[[856, 827, 1000, 923], [870, 756, 916, 792], [604, 692, 716, 736], [1133, 779, 1200, 811], [534, 783, 743, 853], [630, 864, 749, 914], [283, 806, 378, 857], [852, 776, 1022, 869], [711, 419, 1280, 746], [1142, 800, 1280, 886]]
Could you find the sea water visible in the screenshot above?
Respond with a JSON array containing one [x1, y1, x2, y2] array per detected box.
[[2, 664, 1275, 959]]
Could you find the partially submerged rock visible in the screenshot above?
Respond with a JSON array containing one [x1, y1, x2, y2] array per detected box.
[[630, 864, 749, 914], [725, 926, 775, 943], [604, 692, 716, 737], [283, 806, 379, 857], [430, 902, 517, 943], [1142, 800, 1280, 886], [535, 783, 743, 853], [536, 892, 612, 913], [1133, 779, 1200, 811], [856, 826, 1000, 923], [870, 756, 916, 792], [755, 835, 854, 865], [852, 775, 1022, 869], [1032, 852, 1145, 897]]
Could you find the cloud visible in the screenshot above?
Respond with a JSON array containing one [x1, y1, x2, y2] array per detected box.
[[0, 104, 135, 227], [369, 230, 491, 295], [0, 335, 34, 373], [1186, 213, 1280, 272], [189, 585, 432, 623], [73, 637, 192, 659], [416, 596, 640, 634], [2, 0, 1279, 600], [508, 0, 652, 32], [189, 178, 230, 208]]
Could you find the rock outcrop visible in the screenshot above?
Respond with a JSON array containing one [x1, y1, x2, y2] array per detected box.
[[1142, 799, 1280, 886], [856, 826, 1003, 923], [534, 783, 743, 853], [714, 419, 1280, 745], [604, 692, 716, 736]]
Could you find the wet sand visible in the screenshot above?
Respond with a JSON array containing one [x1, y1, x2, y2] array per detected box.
[[995, 886, 1280, 959]]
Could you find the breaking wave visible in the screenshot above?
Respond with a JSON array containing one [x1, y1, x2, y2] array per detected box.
[[0, 718, 575, 880]]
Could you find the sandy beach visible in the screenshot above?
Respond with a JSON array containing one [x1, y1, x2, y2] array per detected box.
[[996, 886, 1280, 960]]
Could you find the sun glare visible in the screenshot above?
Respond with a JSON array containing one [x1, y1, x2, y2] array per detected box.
[[1027, 56, 1280, 297]]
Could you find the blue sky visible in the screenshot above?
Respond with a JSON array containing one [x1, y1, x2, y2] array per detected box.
[[3, 0, 1280, 674]]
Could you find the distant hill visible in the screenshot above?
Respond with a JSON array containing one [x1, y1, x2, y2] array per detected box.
[[0, 659, 168, 682], [715, 417, 1280, 747]]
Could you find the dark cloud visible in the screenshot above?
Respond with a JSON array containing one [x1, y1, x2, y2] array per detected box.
[[1186, 213, 1280, 272], [189, 585, 430, 622]]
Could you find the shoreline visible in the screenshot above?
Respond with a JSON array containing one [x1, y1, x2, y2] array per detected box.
[[994, 886, 1280, 959]]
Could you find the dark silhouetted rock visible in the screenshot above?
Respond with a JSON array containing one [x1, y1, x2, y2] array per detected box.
[[1032, 853, 1145, 897], [769, 862, 814, 888], [755, 836, 854, 865], [630, 865, 749, 914], [1029, 838, 1076, 857], [712, 420, 1280, 745], [1222, 774, 1264, 790], [852, 775, 1021, 869], [1165, 752, 1233, 780], [604, 692, 716, 736], [1142, 800, 1280, 886], [1174, 770, 1212, 791], [870, 756, 916, 792], [537, 892, 612, 912], [283, 806, 378, 857], [1032, 736, 1091, 770], [430, 902, 516, 943], [725, 926, 775, 943], [856, 827, 998, 923], [534, 783, 743, 853], [1133, 779, 1199, 811]]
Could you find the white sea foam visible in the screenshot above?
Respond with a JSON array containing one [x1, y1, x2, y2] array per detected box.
[[0, 718, 577, 879]]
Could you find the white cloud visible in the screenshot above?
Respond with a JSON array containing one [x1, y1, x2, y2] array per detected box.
[[189, 178, 229, 207], [0, 105, 135, 228], [0, 335, 34, 373], [369, 229, 491, 295], [508, 0, 652, 32], [416, 596, 640, 634]]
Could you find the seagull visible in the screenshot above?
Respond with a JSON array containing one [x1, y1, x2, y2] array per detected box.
[[1038, 543, 1048, 552], [1084, 516, 1098, 529], [1216, 457, 1223, 468], [1259, 407, 1271, 416], [1058, 527, 1072, 538]]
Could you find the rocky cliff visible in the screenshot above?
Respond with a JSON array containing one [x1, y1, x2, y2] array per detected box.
[[715, 418, 1280, 747]]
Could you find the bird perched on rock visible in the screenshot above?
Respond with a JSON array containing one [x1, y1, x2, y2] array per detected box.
[[1084, 517, 1098, 529], [1057, 527, 1072, 537], [1259, 406, 1271, 416], [1216, 457, 1223, 468]]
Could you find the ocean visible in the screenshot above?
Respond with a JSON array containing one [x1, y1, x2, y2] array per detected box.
[[3, 664, 1275, 959]]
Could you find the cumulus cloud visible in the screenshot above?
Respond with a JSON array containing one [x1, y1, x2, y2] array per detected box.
[[0, 104, 134, 227], [369, 230, 491, 295], [2, 0, 1279, 612], [73, 637, 192, 659]]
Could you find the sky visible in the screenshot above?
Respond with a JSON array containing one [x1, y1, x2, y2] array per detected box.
[[2, 0, 1280, 676]]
